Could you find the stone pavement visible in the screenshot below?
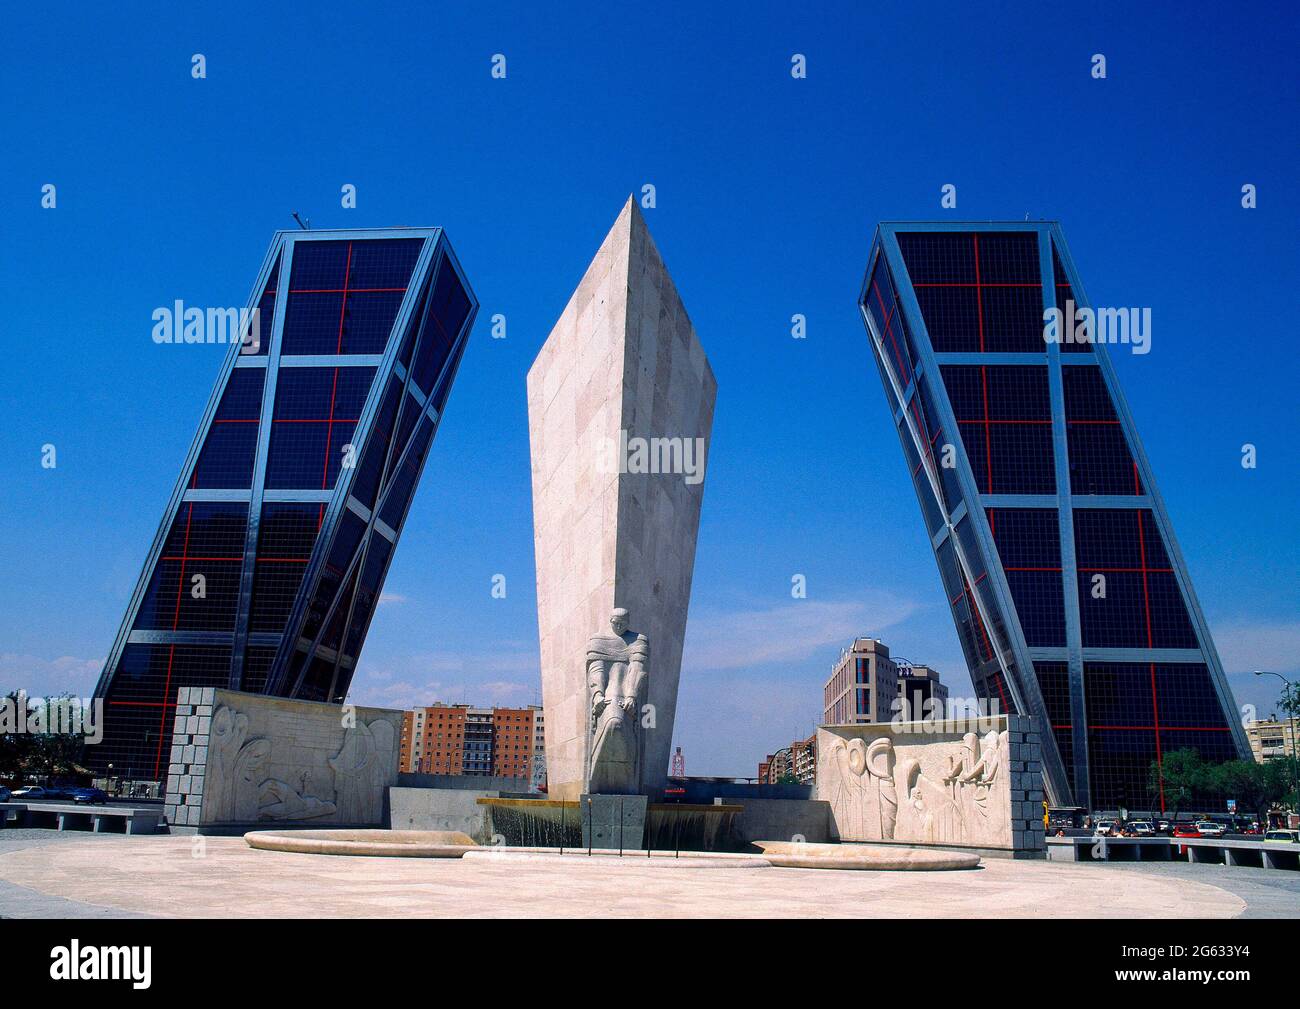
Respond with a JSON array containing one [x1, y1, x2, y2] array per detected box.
[[0, 831, 153, 918], [0, 834, 1270, 918]]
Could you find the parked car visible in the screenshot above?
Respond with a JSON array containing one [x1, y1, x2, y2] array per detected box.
[[1172, 823, 1202, 838], [67, 787, 109, 805], [1194, 821, 1226, 837], [1126, 821, 1155, 836], [1156, 820, 1172, 833], [10, 785, 63, 801], [1264, 830, 1299, 844], [1093, 819, 1118, 837]]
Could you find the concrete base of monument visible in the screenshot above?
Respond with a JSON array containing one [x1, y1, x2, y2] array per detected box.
[[753, 841, 981, 871], [391, 782, 829, 850], [462, 847, 768, 869], [244, 829, 477, 857], [579, 793, 648, 851], [474, 794, 745, 851]]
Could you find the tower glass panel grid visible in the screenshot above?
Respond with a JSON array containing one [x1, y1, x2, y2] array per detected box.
[[90, 229, 476, 782], [858, 222, 1247, 811]]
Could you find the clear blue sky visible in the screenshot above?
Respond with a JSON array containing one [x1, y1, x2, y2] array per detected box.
[[1, 2, 1296, 776]]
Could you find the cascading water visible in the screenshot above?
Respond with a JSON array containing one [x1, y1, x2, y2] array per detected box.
[[477, 797, 742, 852], [478, 798, 582, 848], [644, 804, 742, 852]]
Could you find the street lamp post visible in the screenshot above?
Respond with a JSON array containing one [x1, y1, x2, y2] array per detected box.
[[1254, 670, 1300, 827]]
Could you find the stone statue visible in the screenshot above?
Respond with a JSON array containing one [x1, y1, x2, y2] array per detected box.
[[584, 607, 649, 794]]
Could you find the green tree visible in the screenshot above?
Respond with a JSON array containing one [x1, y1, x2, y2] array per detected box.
[[1210, 759, 1289, 827], [1151, 748, 1206, 822], [1275, 681, 1300, 811], [0, 691, 36, 785], [1279, 681, 1300, 724], [9, 693, 85, 782]]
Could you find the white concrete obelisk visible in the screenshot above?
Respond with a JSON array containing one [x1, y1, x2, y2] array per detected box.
[[527, 197, 716, 800]]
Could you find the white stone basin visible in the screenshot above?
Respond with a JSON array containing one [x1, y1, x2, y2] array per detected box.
[[754, 840, 981, 871], [245, 828, 476, 857]]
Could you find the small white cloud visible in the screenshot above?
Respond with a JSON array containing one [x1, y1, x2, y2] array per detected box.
[[674, 674, 821, 777], [683, 595, 919, 671], [0, 653, 103, 698], [477, 680, 532, 702], [349, 647, 540, 710], [1213, 620, 1300, 675], [423, 649, 540, 678], [347, 674, 535, 711], [347, 679, 444, 710], [378, 592, 407, 606]]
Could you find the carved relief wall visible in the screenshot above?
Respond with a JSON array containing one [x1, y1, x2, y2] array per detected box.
[[816, 716, 1045, 853], [163, 688, 401, 829]]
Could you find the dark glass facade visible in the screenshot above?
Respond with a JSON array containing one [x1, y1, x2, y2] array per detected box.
[[91, 229, 476, 782], [859, 223, 1247, 811]]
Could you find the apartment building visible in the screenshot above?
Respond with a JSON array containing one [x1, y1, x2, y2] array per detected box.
[[399, 702, 546, 785]]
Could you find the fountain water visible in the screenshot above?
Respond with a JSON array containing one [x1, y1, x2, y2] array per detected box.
[[476, 798, 581, 848], [477, 797, 743, 852]]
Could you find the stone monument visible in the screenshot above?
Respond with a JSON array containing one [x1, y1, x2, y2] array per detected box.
[[815, 715, 1046, 856], [163, 687, 402, 832], [528, 197, 716, 801], [584, 607, 649, 794]]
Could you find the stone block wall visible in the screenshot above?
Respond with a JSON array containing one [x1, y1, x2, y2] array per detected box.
[[164, 687, 214, 827], [163, 687, 402, 830]]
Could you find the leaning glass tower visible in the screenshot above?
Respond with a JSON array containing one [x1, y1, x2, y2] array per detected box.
[[858, 222, 1248, 811], [91, 229, 476, 782]]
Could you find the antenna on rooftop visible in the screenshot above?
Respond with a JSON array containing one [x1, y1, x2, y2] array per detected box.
[[291, 212, 311, 230]]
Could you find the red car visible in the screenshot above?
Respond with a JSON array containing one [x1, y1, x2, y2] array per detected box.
[[1172, 824, 1201, 838]]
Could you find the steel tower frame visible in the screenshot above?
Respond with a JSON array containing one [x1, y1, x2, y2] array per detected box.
[[93, 228, 476, 778], [858, 221, 1248, 809]]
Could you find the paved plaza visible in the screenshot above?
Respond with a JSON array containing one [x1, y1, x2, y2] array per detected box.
[[4, 832, 1296, 918]]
